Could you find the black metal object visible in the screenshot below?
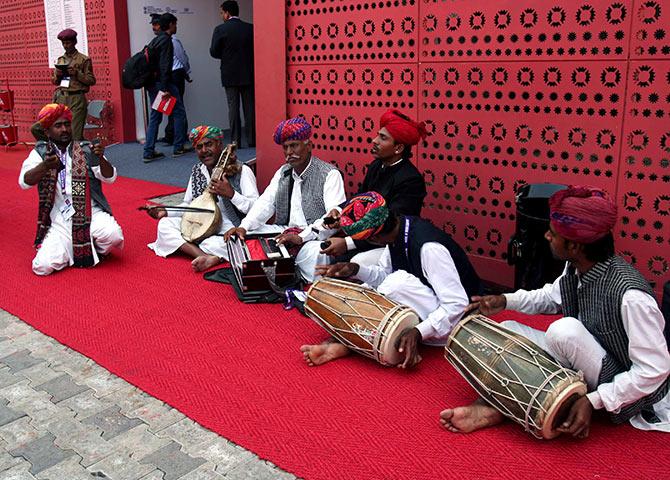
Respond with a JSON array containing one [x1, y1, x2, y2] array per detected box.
[[507, 183, 567, 291]]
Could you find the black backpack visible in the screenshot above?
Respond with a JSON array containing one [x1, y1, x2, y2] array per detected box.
[[121, 46, 153, 89]]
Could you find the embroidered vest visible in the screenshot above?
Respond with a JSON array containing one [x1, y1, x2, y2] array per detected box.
[[274, 157, 337, 226], [35, 141, 112, 214], [388, 216, 483, 300], [190, 162, 243, 227], [559, 256, 670, 423]]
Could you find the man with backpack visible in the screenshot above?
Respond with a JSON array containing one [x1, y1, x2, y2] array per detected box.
[[142, 13, 189, 162]]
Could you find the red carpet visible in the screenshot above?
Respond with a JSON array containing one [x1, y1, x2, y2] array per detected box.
[[1, 147, 668, 479]]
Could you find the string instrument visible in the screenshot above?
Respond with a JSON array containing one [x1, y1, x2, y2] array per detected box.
[[180, 143, 236, 243]]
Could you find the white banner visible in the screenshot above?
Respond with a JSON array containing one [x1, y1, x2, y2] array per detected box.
[[44, 0, 89, 66]]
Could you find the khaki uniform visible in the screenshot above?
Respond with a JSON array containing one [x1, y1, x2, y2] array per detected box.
[[50, 50, 96, 140]]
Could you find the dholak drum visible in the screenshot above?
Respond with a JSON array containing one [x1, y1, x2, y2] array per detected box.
[[445, 313, 587, 439], [305, 277, 420, 365]]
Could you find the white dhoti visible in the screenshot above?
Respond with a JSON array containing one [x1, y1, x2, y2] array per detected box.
[[296, 240, 330, 283], [148, 216, 230, 259], [33, 207, 124, 276], [374, 270, 450, 346]]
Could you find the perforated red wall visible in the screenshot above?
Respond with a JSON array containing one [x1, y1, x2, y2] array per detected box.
[[0, 1, 134, 144], [285, 0, 670, 296]]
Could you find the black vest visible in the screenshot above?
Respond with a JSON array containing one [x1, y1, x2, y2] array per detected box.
[[559, 256, 670, 423], [388, 216, 483, 300]]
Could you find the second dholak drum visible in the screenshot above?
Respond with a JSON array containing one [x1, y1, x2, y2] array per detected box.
[[445, 313, 587, 439], [305, 277, 419, 365]]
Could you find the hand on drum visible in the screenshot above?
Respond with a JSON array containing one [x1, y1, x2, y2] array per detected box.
[[224, 227, 246, 242], [556, 395, 593, 439], [395, 327, 422, 369], [314, 262, 359, 278], [468, 295, 507, 316]]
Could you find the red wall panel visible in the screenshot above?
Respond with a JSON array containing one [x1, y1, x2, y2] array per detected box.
[[0, 0, 134, 144], [285, 0, 670, 295]]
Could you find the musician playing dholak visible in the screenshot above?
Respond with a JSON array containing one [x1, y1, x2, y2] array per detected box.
[[144, 125, 259, 272], [303, 192, 483, 368], [441, 186, 670, 438]]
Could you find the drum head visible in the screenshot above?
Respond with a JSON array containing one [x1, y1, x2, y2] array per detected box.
[[541, 381, 587, 439], [377, 307, 420, 365]]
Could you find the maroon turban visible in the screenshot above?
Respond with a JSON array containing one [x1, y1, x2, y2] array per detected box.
[[380, 109, 427, 146], [549, 186, 617, 244], [37, 103, 72, 129], [57, 29, 77, 41]]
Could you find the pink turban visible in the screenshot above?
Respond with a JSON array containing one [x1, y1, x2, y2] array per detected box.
[[549, 186, 617, 244], [380, 109, 427, 146], [273, 117, 312, 145], [37, 103, 72, 129]]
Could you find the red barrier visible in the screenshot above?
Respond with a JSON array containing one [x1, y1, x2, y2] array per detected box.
[[0, 125, 18, 145], [0, 89, 14, 112]]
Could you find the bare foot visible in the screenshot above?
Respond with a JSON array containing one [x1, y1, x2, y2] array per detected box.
[[191, 254, 221, 272], [439, 401, 505, 433], [300, 343, 350, 366]]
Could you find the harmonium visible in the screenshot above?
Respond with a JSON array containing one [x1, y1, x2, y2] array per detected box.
[[227, 234, 296, 293]]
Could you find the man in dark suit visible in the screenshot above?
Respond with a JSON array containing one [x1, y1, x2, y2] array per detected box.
[[209, 1, 255, 148]]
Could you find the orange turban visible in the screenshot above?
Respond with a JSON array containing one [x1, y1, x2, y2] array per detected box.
[[549, 186, 617, 244], [37, 104, 72, 129], [380, 109, 427, 146]]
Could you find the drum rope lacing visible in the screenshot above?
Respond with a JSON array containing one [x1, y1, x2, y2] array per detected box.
[[446, 316, 578, 437]]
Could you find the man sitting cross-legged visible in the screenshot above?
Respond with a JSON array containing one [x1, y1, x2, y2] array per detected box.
[[224, 116, 346, 282], [301, 192, 482, 368], [440, 186, 670, 437], [145, 125, 259, 272], [19, 104, 124, 275]]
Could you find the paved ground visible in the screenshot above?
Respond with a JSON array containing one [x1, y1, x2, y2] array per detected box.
[[0, 309, 297, 480], [105, 141, 256, 188], [0, 191, 297, 480]]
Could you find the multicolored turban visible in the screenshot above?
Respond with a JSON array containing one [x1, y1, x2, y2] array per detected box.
[[57, 29, 77, 41], [380, 109, 427, 146], [549, 186, 617, 244], [340, 192, 389, 240], [273, 117, 312, 145], [189, 125, 224, 147], [37, 103, 72, 129]]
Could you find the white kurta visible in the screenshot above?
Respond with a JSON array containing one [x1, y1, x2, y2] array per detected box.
[[239, 159, 346, 282], [355, 242, 470, 345], [19, 149, 124, 276], [148, 163, 259, 260], [503, 264, 670, 432]]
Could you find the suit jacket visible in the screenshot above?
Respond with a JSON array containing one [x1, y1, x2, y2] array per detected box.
[[210, 18, 254, 87]]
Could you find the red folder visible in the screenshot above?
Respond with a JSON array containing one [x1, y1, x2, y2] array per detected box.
[[152, 92, 176, 115]]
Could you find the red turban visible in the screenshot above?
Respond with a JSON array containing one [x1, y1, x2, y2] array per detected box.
[[273, 117, 312, 145], [37, 103, 72, 129], [57, 29, 77, 40], [549, 186, 617, 244], [380, 109, 427, 146]]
